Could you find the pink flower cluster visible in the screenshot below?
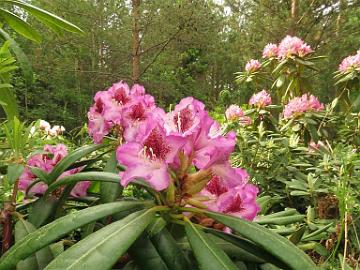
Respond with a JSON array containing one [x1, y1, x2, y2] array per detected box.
[[262, 43, 278, 58], [225, 105, 252, 126], [283, 94, 324, 119], [88, 82, 259, 221], [87, 81, 157, 144], [245, 59, 261, 72], [19, 144, 90, 197], [262, 36, 312, 59], [338, 50, 360, 72], [249, 90, 272, 108]]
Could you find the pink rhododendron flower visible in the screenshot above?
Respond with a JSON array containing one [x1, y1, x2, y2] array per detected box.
[[216, 184, 260, 221], [245, 59, 261, 72], [19, 144, 90, 197], [200, 173, 259, 221], [116, 122, 185, 191], [165, 97, 206, 137], [87, 81, 158, 144], [239, 116, 252, 126], [225, 105, 244, 120], [278, 36, 312, 58], [338, 50, 360, 72], [262, 43, 279, 58], [249, 90, 272, 108], [283, 94, 324, 119]]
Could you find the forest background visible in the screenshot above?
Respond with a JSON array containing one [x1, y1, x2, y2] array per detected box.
[[3, 0, 360, 129]]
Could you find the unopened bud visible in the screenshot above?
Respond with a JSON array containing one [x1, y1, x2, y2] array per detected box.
[[182, 169, 212, 195]]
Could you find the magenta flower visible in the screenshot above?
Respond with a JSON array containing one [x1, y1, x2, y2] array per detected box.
[[245, 59, 261, 72], [262, 43, 279, 58], [216, 183, 260, 221], [338, 50, 360, 72], [278, 36, 312, 58], [87, 81, 159, 144], [19, 144, 90, 197], [283, 94, 324, 119], [249, 90, 272, 108], [200, 169, 259, 221], [225, 105, 244, 121], [116, 122, 185, 191]]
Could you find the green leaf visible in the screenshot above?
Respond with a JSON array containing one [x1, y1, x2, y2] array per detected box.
[[147, 217, 167, 237], [15, 219, 53, 270], [45, 171, 121, 196], [255, 215, 305, 225], [0, 201, 151, 270], [205, 211, 317, 270], [288, 226, 306, 244], [7, 163, 24, 184], [47, 144, 106, 183], [4, 0, 84, 34], [44, 209, 155, 270], [0, 28, 33, 85], [206, 233, 264, 263], [185, 221, 238, 270], [100, 151, 122, 203], [28, 196, 58, 228], [208, 229, 287, 269], [29, 166, 50, 183], [129, 235, 169, 270], [151, 228, 191, 270], [0, 84, 18, 121], [0, 8, 41, 42], [302, 223, 333, 241]]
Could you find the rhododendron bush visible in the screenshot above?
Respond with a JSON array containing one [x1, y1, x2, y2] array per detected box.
[[0, 79, 318, 270], [0, 35, 358, 270]]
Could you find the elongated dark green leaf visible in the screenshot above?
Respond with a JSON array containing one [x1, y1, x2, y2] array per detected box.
[[185, 221, 238, 270], [207, 229, 286, 269], [0, 28, 33, 85], [28, 196, 58, 228], [15, 219, 53, 270], [0, 8, 41, 42], [100, 151, 122, 203], [255, 214, 305, 225], [302, 222, 333, 241], [0, 201, 150, 270], [4, 0, 83, 34], [45, 171, 121, 196], [29, 166, 50, 183], [206, 233, 264, 264], [151, 228, 191, 270], [44, 209, 155, 270], [130, 235, 169, 270], [48, 144, 106, 183], [205, 211, 317, 270]]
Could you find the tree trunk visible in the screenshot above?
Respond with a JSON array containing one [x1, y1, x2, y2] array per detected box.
[[132, 0, 141, 83], [336, 0, 346, 37], [289, 0, 298, 35]]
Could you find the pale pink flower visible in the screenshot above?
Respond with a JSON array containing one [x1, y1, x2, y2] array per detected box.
[[262, 43, 278, 58], [338, 50, 360, 72], [225, 105, 244, 121], [283, 94, 324, 118], [249, 90, 272, 108], [239, 116, 252, 126], [39, 120, 51, 132], [245, 59, 261, 72], [278, 36, 313, 58]]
